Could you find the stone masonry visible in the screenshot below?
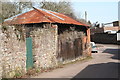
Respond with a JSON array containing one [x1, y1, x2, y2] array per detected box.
[[30, 24, 58, 69], [0, 23, 91, 79], [0, 25, 26, 78], [0, 24, 58, 78]]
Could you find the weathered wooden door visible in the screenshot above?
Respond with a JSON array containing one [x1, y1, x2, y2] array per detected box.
[[26, 37, 33, 69]]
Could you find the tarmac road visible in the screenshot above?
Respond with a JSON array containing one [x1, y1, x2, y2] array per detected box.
[[32, 44, 119, 78]]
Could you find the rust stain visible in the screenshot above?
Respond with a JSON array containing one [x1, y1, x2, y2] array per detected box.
[[4, 8, 88, 27]]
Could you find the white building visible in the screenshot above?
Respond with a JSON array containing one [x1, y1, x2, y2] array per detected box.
[[117, 30, 120, 41]]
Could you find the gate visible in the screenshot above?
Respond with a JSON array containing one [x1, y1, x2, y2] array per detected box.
[[57, 37, 83, 62], [26, 37, 33, 69]]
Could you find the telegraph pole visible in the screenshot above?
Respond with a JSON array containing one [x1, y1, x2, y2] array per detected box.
[[118, 1, 120, 20], [85, 11, 87, 22]]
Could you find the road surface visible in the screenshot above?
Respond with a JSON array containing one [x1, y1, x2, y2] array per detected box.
[[31, 44, 119, 78]]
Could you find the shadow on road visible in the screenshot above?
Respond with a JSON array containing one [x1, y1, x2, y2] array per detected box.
[[72, 48, 120, 79], [71, 62, 119, 79], [102, 49, 120, 60]]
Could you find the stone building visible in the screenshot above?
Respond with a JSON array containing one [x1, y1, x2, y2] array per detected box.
[[1, 8, 91, 78]]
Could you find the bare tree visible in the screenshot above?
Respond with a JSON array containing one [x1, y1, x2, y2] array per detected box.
[[0, 1, 33, 22], [0, 2, 19, 22], [16, 2, 33, 13], [1, 1, 83, 24], [40, 1, 76, 19]]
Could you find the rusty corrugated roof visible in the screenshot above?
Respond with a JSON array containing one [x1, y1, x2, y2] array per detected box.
[[4, 8, 88, 26]]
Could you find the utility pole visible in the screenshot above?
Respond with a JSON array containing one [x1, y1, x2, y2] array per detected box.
[[85, 11, 87, 22], [118, 1, 120, 20]]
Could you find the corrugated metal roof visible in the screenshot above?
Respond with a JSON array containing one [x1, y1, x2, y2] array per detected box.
[[4, 8, 88, 27]]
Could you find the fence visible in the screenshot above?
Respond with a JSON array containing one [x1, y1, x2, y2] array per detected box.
[[91, 33, 117, 44]]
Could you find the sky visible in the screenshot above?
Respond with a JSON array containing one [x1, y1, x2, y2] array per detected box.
[[71, 2, 118, 24], [1, 0, 119, 24]]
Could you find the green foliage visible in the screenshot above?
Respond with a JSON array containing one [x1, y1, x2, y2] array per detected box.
[[36, 68, 40, 73], [14, 72, 22, 78], [14, 67, 23, 78]]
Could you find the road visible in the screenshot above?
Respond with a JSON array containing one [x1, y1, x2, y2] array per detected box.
[[31, 44, 119, 78]]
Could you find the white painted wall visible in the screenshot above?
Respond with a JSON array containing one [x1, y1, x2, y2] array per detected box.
[[117, 33, 120, 41]]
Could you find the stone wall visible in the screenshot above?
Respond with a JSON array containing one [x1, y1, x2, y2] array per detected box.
[[0, 24, 58, 78], [0, 25, 26, 78], [0, 25, 4, 79], [0, 23, 91, 79], [29, 24, 58, 69]]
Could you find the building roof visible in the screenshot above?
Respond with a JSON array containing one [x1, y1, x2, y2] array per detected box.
[[113, 21, 120, 23], [4, 8, 88, 27]]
